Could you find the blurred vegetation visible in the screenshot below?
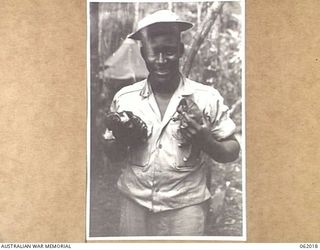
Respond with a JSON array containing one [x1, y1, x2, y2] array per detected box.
[[89, 1, 243, 237]]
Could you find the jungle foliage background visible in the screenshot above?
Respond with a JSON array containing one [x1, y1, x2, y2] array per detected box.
[[89, 1, 243, 237]]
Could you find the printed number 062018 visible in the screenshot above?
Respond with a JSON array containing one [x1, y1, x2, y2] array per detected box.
[[300, 244, 318, 248]]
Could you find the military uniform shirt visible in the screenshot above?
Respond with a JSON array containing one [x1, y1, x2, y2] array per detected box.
[[109, 75, 236, 212]]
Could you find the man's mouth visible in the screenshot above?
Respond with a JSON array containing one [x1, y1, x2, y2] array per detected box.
[[154, 70, 170, 76]]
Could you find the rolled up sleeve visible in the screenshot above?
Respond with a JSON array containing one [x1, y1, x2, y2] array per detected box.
[[204, 89, 236, 140]]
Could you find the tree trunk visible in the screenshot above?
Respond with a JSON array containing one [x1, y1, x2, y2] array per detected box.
[[197, 2, 203, 31], [133, 2, 139, 31], [182, 2, 224, 77]]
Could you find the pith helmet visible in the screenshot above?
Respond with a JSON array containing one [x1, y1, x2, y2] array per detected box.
[[128, 9, 193, 40]]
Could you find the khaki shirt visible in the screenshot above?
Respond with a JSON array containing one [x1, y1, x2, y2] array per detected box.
[[110, 75, 236, 212]]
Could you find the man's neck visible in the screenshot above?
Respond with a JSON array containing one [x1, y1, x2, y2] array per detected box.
[[148, 73, 181, 119], [149, 74, 180, 96]]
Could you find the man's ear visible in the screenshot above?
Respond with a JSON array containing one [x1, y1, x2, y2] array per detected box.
[[179, 42, 184, 57]]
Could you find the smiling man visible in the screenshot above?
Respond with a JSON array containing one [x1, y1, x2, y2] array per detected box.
[[102, 10, 240, 236]]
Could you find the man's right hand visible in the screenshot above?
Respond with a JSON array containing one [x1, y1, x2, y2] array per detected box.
[[104, 111, 148, 147]]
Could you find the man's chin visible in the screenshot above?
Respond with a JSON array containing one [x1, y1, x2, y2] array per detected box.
[[151, 71, 176, 82], [150, 74, 168, 84]]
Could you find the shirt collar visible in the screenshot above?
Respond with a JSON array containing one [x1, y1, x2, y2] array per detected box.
[[139, 73, 193, 98], [140, 79, 150, 98]]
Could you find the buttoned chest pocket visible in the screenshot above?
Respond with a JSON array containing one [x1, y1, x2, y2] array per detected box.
[[173, 144, 202, 172]]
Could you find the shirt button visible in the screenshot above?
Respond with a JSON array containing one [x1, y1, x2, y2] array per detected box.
[[158, 144, 162, 149]]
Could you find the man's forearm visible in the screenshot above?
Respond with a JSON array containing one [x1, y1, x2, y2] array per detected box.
[[200, 135, 240, 163]]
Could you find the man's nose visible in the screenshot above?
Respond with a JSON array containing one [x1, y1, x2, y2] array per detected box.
[[156, 52, 166, 64]]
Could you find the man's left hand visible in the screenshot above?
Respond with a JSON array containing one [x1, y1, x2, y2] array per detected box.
[[179, 112, 211, 146], [179, 112, 240, 163]]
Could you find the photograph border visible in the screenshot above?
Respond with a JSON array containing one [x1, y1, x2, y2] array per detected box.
[[86, 0, 246, 241]]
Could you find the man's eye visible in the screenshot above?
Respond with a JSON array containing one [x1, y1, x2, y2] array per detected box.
[[166, 50, 175, 55]]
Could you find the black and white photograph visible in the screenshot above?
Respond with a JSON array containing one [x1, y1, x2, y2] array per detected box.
[[87, 0, 245, 240]]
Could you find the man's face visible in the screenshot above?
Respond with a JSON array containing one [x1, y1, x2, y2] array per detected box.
[[140, 26, 184, 91]]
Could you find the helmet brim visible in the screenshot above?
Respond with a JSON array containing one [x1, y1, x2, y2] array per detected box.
[[127, 21, 193, 40]]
